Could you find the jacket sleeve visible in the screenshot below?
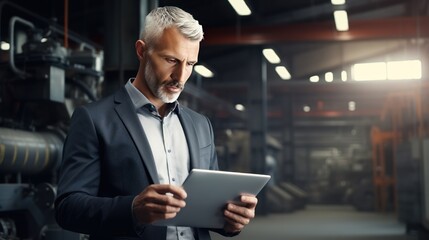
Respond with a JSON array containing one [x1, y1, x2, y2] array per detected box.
[[54, 106, 136, 236]]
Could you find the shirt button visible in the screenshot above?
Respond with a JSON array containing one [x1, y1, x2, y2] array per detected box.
[[167, 149, 171, 153], [172, 178, 176, 182], [180, 232, 184, 236]]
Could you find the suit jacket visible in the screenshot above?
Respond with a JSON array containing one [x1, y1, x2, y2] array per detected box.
[[55, 86, 225, 240]]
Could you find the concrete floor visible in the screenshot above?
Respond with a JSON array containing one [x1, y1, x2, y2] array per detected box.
[[210, 205, 418, 240]]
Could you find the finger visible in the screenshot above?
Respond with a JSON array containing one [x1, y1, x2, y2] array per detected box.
[[224, 207, 252, 226], [239, 195, 258, 208], [151, 211, 179, 220], [145, 202, 183, 214], [226, 202, 255, 219], [224, 216, 245, 233], [153, 184, 187, 199], [147, 190, 187, 208]]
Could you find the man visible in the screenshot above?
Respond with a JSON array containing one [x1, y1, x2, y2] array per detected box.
[[55, 6, 258, 240]]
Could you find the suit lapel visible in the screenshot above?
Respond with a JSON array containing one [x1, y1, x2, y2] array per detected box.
[[113, 87, 160, 184], [178, 107, 200, 170]]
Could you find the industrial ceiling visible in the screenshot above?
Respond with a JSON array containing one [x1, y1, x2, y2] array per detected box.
[[158, 0, 429, 129], [7, 0, 429, 132]]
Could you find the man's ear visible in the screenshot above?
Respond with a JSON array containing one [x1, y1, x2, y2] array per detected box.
[[135, 40, 146, 60]]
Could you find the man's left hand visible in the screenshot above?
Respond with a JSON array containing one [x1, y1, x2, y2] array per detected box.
[[223, 194, 258, 233]]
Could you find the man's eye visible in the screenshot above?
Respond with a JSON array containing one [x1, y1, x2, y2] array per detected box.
[[166, 58, 177, 64]]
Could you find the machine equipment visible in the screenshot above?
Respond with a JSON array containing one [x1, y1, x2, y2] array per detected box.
[[0, 1, 103, 239]]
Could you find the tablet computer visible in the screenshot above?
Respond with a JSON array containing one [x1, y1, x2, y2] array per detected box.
[[154, 169, 271, 229]]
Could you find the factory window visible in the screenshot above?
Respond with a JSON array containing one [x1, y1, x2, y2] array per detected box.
[[352, 60, 422, 81]]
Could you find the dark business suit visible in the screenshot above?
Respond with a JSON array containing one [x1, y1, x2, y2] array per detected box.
[[55, 86, 222, 240]]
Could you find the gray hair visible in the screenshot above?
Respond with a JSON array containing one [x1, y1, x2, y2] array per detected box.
[[142, 6, 204, 47]]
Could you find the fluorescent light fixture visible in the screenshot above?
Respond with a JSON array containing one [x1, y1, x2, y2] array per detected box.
[[0, 41, 10, 50], [334, 10, 349, 31], [331, 0, 346, 5], [275, 66, 291, 80], [348, 101, 356, 111], [303, 105, 311, 112], [325, 72, 334, 82], [228, 0, 251, 16], [309, 75, 319, 82], [341, 70, 348, 81], [41, 38, 48, 43], [235, 104, 245, 111], [387, 60, 422, 80], [353, 62, 386, 81], [263, 48, 281, 64], [194, 65, 214, 78]]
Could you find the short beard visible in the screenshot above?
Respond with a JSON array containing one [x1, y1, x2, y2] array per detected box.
[[144, 60, 183, 103]]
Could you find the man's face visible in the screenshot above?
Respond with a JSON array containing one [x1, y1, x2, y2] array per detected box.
[[144, 27, 200, 103]]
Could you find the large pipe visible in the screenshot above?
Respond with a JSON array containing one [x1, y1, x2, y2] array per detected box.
[[0, 127, 64, 175]]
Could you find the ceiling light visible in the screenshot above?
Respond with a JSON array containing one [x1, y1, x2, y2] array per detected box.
[[331, 0, 346, 5], [262, 48, 281, 64], [0, 41, 10, 50], [228, 0, 251, 16], [348, 101, 356, 111], [303, 105, 311, 112], [309, 75, 319, 82], [334, 10, 349, 31], [194, 65, 214, 78], [325, 72, 333, 82], [275, 66, 291, 80], [341, 70, 348, 81], [235, 104, 245, 111]]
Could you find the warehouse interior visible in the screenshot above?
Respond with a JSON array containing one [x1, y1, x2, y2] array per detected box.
[[1, 0, 429, 239]]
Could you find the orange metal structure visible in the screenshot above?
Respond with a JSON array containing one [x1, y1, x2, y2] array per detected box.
[[371, 82, 428, 212]]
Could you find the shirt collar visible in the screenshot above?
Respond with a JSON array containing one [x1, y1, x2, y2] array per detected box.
[[124, 78, 180, 114]]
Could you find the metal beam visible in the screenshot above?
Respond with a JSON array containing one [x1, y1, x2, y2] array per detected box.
[[203, 16, 429, 45]]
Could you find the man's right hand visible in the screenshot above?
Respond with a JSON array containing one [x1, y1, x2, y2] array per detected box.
[[132, 184, 187, 224]]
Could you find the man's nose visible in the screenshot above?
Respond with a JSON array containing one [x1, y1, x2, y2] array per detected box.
[[172, 63, 188, 82]]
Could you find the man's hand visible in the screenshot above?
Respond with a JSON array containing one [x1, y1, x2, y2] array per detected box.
[[223, 194, 258, 233], [132, 184, 187, 224]]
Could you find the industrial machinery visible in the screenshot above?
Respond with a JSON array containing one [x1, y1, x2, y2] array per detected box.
[[0, 1, 103, 239]]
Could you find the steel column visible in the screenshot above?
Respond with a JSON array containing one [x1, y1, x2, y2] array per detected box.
[[248, 47, 268, 214]]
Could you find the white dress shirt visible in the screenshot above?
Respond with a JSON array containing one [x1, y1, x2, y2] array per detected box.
[[125, 80, 195, 240]]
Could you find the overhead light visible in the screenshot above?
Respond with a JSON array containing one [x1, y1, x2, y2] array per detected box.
[[309, 75, 319, 82], [235, 104, 245, 111], [341, 70, 348, 81], [0, 41, 10, 50], [303, 105, 311, 112], [194, 65, 214, 78], [275, 66, 291, 80], [228, 0, 251, 16], [334, 10, 349, 31], [262, 48, 281, 64], [348, 101, 356, 111], [325, 72, 334, 82], [331, 0, 346, 5]]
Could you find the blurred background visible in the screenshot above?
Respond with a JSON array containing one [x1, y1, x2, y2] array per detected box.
[[0, 0, 429, 239]]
